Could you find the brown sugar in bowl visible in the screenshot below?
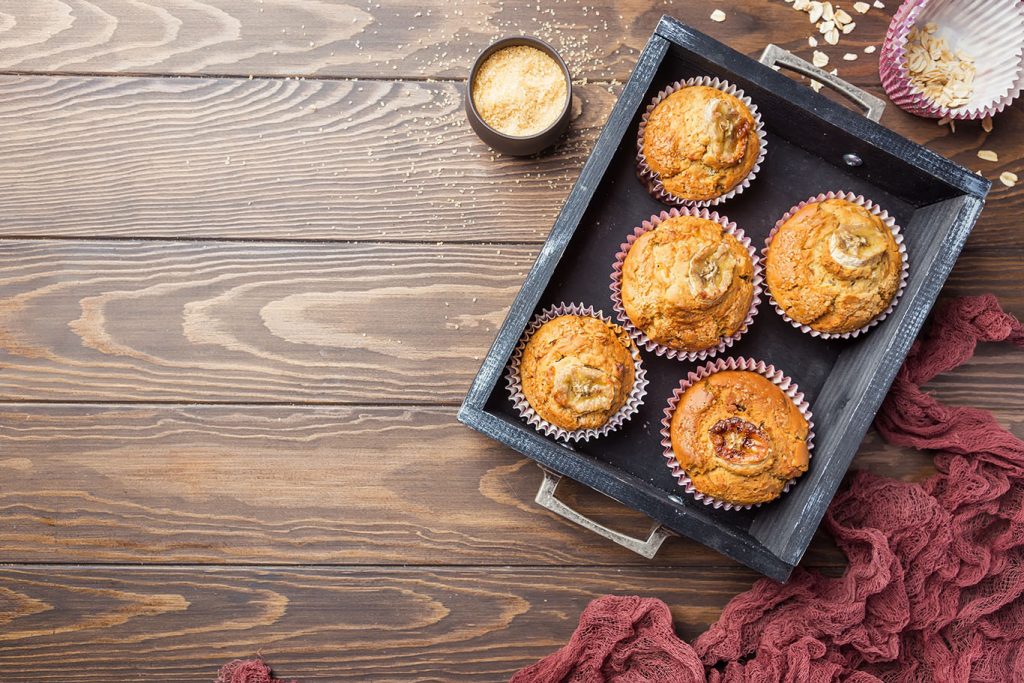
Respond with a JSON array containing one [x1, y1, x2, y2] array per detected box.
[[465, 36, 573, 156]]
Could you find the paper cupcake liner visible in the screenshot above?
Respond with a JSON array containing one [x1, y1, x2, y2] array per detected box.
[[635, 76, 767, 207], [762, 191, 909, 340], [659, 356, 815, 511], [505, 302, 649, 443], [609, 207, 763, 362], [879, 0, 1024, 120]]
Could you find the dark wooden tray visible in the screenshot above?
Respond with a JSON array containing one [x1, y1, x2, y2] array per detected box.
[[458, 16, 989, 581]]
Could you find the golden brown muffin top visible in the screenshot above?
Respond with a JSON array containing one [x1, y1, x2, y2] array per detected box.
[[641, 85, 760, 202], [765, 198, 902, 335], [520, 315, 636, 432], [670, 370, 810, 506], [621, 216, 755, 352]]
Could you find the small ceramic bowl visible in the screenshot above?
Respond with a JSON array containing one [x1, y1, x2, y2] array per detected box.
[[465, 36, 573, 156]]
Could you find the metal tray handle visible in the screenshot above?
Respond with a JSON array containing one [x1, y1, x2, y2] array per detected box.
[[535, 469, 671, 559], [759, 44, 885, 122]]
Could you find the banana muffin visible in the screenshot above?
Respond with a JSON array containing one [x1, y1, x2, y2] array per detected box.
[[620, 215, 755, 353], [670, 369, 810, 506], [520, 315, 637, 431], [640, 84, 760, 202], [765, 197, 903, 335]]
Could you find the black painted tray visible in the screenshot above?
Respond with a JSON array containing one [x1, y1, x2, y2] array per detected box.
[[458, 16, 989, 581]]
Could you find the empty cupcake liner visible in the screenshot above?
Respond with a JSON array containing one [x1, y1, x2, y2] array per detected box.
[[879, 0, 1024, 119], [505, 302, 649, 443], [659, 356, 815, 511], [635, 76, 767, 207], [609, 207, 763, 362], [762, 191, 909, 340]]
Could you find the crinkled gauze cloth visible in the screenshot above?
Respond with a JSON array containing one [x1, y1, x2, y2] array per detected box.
[[512, 295, 1024, 683]]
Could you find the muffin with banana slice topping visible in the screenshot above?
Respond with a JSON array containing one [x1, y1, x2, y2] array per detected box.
[[520, 314, 638, 431], [620, 215, 756, 353], [669, 369, 810, 506], [765, 197, 903, 335], [640, 84, 761, 203]]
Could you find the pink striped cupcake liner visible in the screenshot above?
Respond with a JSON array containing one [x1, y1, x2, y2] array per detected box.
[[660, 357, 815, 511], [609, 206, 763, 362], [762, 191, 909, 340], [879, 0, 1024, 119], [636, 76, 767, 207], [506, 302, 648, 443]]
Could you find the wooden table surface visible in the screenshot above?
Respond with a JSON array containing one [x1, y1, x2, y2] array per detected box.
[[0, 1, 1020, 680]]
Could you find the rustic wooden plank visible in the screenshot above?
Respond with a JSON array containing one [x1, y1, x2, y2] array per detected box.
[[0, 75, 1019, 244], [0, 75, 611, 243], [0, 240, 535, 403], [0, 240, 1017, 404], [0, 402, 1014, 567], [0, 1, 900, 82], [0, 564, 755, 681]]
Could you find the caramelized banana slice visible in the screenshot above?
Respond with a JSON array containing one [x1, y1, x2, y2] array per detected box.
[[828, 222, 890, 269], [550, 358, 616, 414], [702, 97, 748, 167], [709, 416, 770, 466], [687, 241, 736, 303]]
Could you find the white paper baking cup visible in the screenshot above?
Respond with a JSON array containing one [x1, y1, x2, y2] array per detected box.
[[762, 191, 909, 340], [505, 302, 648, 443], [659, 357, 815, 511], [609, 207, 763, 362], [636, 76, 767, 207], [879, 0, 1024, 119]]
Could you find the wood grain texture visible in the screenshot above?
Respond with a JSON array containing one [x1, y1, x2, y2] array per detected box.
[[0, 564, 756, 681], [0, 240, 535, 403], [0, 74, 1020, 244], [0, 2, 1021, 676], [0, 75, 609, 242], [0, 402, 984, 567], [0, 240, 1017, 404], [0, 0, 901, 82]]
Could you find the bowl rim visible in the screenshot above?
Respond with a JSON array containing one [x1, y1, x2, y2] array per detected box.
[[466, 35, 573, 141]]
